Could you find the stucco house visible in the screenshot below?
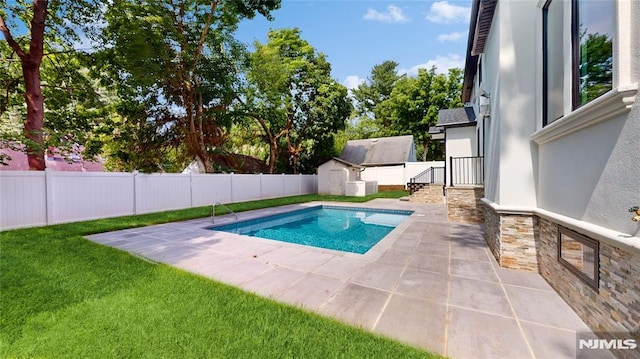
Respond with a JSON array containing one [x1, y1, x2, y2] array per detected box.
[[318, 135, 417, 196], [438, 0, 639, 355]]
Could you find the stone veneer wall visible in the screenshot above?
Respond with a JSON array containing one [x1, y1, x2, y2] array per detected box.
[[446, 186, 484, 223], [482, 204, 539, 272], [409, 184, 444, 204], [537, 217, 640, 359]]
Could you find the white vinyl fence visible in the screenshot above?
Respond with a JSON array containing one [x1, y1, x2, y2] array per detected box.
[[360, 161, 445, 186], [0, 170, 317, 230]]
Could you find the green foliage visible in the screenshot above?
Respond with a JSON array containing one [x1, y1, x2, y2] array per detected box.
[[579, 33, 613, 104], [90, 0, 280, 173], [244, 28, 352, 173]]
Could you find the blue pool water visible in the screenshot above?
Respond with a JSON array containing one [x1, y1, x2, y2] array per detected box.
[[212, 206, 413, 254]]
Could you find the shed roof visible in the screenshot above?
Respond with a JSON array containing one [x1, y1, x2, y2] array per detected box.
[[339, 135, 415, 166], [436, 107, 477, 127]]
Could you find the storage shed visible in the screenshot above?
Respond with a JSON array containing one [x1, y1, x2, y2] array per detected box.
[[318, 135, 418, 196]]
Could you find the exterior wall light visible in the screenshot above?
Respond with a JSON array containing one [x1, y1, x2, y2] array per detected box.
[[479, 90, 491, 117]]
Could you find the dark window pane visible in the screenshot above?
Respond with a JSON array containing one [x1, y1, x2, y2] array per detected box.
[[544, 0, 565, 125], [577, 0, 614, 105]]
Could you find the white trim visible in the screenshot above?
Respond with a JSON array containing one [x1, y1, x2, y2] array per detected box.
[[481, 198, 640, 255], [531, 83, 638, 145]]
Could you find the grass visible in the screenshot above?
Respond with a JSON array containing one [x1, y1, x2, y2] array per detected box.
[[1, 191, 443, 358]]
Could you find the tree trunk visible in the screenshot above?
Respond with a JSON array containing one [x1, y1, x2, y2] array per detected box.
[[267, 141, 277, 174], [0, 0, 48, 170], [422, 137, 430, 161], [23, 61, 46, 170]]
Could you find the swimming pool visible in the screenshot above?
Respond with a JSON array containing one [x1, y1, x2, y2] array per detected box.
[[211, 206, 413, 254]]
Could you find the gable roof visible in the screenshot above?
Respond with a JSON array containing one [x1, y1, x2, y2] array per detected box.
[[437, 107, 477, 127], [339, 135, 415, 167]]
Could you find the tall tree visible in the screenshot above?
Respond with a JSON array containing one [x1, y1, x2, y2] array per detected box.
[[0, 0, 99, 170], [242, 28, 351, 173], [351, 60, 400, 130], [385, 67, 463, 160], [93, 0, 280, 173]]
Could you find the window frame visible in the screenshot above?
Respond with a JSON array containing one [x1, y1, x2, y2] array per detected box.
[[557, 226, 600, 290]]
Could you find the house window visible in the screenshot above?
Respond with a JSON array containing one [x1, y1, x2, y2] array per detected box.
[[557, 226, 599, 290], [572, 0, 614, 108], [543, 0, 615, 126], [543, 0, 564, 126]]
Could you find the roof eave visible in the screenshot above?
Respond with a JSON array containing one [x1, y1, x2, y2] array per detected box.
[[461, 0, 498, 103]]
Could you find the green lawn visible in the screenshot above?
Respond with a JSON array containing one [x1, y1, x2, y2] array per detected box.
[[1, 192, 443, 358]]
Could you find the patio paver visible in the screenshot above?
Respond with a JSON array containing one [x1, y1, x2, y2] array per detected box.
[[86, 199, 607, 358]]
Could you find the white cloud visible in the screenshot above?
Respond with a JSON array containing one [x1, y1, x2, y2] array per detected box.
[[363, 5, 409, 23], [437, 31, 465, 42], [343, 75, 365, 90], [426, 1, 471, 24], [399, 54, 464, 76]]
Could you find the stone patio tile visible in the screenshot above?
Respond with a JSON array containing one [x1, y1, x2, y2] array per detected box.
[[449, 276, 513, 317], [374, 294, 447, 353], [242, 266, 307, 298], [375, 249, 412, 267], [391, 235, 420, 251], [254, 246, 307, 265], [407, 253, 449, 274], [450, 245, 491, 261], [505, 286, 590, 331], [496, 268, 554, 291], [519, 322, 579, 359], [276, 273, 343, 310], [319, 283, 390, 330], [450, 258, 499, 282], [312, 256, 367, 281], [350, 262, 405, 291], [394, 268, 448, 303], [231, 241, 280, 259], [414, 241, 450, 257], [447, 306, 533, 359], [139, 243, 201, 263], [175, 253, 245, 276], [269, 250, 335, 272], [210, 260, 274, 285], [115, 236, 167, 252], [205, 237, 253, 254]]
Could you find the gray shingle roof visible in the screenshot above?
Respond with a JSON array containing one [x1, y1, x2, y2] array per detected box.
[[436, 107, 477, 127], [339, 135, 416, 166]]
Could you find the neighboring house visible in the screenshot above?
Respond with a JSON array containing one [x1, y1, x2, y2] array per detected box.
[[0, 147, 105, 172], [440, 0, 639, 354], [318, 135, 417, 196]]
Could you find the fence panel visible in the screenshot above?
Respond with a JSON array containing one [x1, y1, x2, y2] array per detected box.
[[231, 174, 262, 202], [135, 174, 191, 214], [51, 172, 134, 223], [261, 174, 284, 199], [284, 175, 302, 196], [301, 175, 316, 194], [0, 171, 47, 230]]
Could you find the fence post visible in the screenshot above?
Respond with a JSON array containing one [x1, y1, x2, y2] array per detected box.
[[132, 170, 138, 215], [45, 168, 54, 225], [189, 172, 193, 208], [282, 173, 285, 197], [299, 173, 302, 195], [230, 173, 234, 203], [449, 157, 454, 187], [259, 173, 263, 199]]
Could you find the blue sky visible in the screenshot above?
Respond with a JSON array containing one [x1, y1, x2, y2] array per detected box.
[[234, 0, 472, 90]]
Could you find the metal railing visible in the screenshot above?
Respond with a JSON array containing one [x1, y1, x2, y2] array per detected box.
[[449, 156, 484, 186], [409, 166, 445, 184], [212, 202, 238, 223]]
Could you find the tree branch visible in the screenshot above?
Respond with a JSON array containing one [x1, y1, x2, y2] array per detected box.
[[193, 0, 218, 66], [0, 14, 27, 59]]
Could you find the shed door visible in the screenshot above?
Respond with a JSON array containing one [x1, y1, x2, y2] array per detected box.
[[328, 169, 344, 195]]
